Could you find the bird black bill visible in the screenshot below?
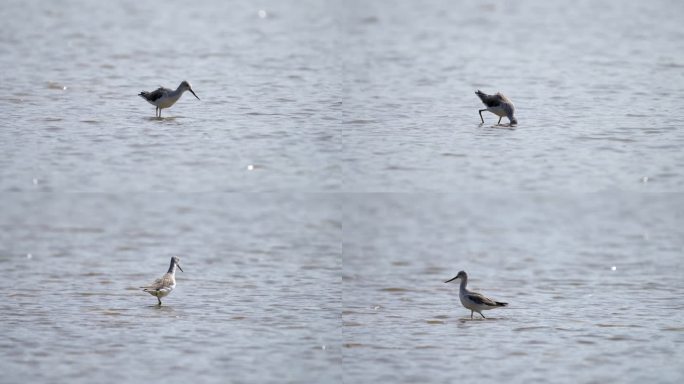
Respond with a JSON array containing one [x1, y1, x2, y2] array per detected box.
[[444, 276, 458, 283], [177, 264, 184, 272], [189, 89, 200, 100]]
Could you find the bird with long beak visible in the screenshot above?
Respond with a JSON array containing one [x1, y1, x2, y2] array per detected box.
[[139, 80, 200, 117], [141, 256, 184, 306], [445, 270, 507, 319]]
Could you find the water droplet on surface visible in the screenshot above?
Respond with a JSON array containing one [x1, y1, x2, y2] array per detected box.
[[611, 266, 617, 271], [247, 164, 254, 171]]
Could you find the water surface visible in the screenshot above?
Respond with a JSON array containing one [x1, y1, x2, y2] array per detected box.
[[0, 0, 340, 192], [341, 0, 684, 191], [1, 0, 683, 383], [342, 193, 684, 383], [0, 194, 341, 383]]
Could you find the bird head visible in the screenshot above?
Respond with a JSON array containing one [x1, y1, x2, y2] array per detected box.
[[180, 81, 200, 100], [444, 270, 467, 283]]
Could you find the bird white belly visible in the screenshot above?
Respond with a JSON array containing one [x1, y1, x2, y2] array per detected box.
[[156, 95, 181, 109], [460, 291, 493, 312], [158, 287, 174, 297], [459, 294, 477, 310], [146, 283, 175, 298], [487, 106, 507, 117]]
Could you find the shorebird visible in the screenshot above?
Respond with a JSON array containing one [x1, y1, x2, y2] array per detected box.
[[140, 256, 183, 306], [475, 90, 517, 125], [138, 81, 200, 117], [444, 270, 507, 319]]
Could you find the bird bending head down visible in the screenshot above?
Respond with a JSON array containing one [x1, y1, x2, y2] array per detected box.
[[475, 90, 517, 126]]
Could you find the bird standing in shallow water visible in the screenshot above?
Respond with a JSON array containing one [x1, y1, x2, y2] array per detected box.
[[445, 270, 507, 319], [475, 90, 517, 125], [139, 81, 200, 117], [141, 256, 183, 306]]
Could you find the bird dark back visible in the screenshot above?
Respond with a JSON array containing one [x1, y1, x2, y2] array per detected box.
[[476, 91, 502, 108], [146, 88, 166, 102]]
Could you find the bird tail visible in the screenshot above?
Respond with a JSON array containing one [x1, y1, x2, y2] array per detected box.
[[495, 301, 508, 307], [475, 90, 487, 102]]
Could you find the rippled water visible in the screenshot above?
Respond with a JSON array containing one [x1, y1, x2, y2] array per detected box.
[[341, 0, 684, 191], [2, 0, 683, 383], [0, 0, 340, 192], [0, 194, 340, 383], [2, 0, 683, 192], [342, 194, 684, 383]]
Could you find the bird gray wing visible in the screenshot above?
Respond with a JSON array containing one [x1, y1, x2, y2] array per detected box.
[[495, 93, 515, 115], [502, 102, 514, 117], [475, 90, 502, 108], [466, 292, 499, 306], [141, 276, 164, 290], [140, 87, 170, 102]]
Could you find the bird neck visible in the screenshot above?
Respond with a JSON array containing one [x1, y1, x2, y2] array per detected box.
[[175, 83, 187, 94], [167, 259, 177, 274], [165, 87, 184, 101], [459, 276, 468, 291]]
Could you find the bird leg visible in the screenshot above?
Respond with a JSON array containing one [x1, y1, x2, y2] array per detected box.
[[157, 297, 162, 306], [480, 312, 486, 319], [478, 109, 486, 124], [470, 310, 474, 319], [497, 116, 502, 125]]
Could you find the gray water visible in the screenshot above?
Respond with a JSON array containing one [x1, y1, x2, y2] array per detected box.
[[0, 0, 340, 192], [0, 194, 341, 383], [341, 0, 684, 192], [342, 194, 684, 383], [1, 1, 683, 192], [1, 0, 683, 383]]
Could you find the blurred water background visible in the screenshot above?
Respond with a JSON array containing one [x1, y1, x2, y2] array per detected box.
[[343, 193, 684, 383], [0, 194, 341, 383], [1, 0, 340, 192], [341, 0, 684, 191], [1, 0, 683, 383]]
